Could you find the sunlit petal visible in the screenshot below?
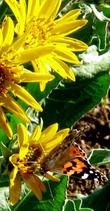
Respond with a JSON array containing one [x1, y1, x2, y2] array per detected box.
[[0, 107, 13, 139], [44, 128, 70, 153], [17, 124, 29, 159], [53, 46, 81, 64], [32, 59, 51, 92], [22, 174, 44, 200], [44, 56, 68, 79], [52, 20, 88, 36], [30, 125, 41, 145], [55, 9, 81, 24], [4, 0, 22, 27], [11, 83, 43, 111], [38, 0, 61, 20], [20, 71, 54, 82], [27, 0, 40, 20], [18, 46, 54, 63], [44, 56, 75, 80], [0, 95, 30, 123], [9, 168, 21, 206], [40, 123, 58, 144], [51, 36, 88, 52], [0, 29, 3, 45], [45, 172, 60, 182], [2, 16, 14, 46]]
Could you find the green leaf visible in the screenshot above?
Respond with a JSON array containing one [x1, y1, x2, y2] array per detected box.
[[26, 73, 61, 102], [92, 20, 108, 50], [64, 200, 76, 211], [89, 149, 110, 165], [0, 1, 8, 22], [11, 176, 68, 211], [99, 5, 110, 18], [74, 199, 93, 211], [40, 72, 110, 129], [71, 13, 93, 45], [64, 199, 93, 211], [0, 142, 11, 158], [82, 182, 110, 211]]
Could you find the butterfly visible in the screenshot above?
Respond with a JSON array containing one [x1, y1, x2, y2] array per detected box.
[[41, 130, 107, 185]]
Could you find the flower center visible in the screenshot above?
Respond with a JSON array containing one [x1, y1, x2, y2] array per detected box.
[[18, 145, 43, 174], [25, 17, 54, 46], [0, 64, 14, 94]]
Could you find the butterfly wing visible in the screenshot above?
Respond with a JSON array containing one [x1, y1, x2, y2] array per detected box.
[[41, 143, 86, 172], [61, 156, 107, 181], [41, 144, 107, 183]]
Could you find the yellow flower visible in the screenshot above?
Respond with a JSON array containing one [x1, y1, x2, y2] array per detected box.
[[9, 123, 70, 205], [5, 0, 88, 91], [0, 16, 54, 139]]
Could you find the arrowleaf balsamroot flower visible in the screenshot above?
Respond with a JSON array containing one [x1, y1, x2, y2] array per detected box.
[[0, 16, 54, 139], [9, 123, 70, 205], [5, 0, 88, 91]]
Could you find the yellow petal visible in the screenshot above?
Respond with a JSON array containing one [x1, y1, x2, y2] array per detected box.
[[0, 95, 30, 123], [18, 46, 54, 63], [50, 0, 62, 20], [40, 123, 58, 144], [10, 83, 43, 112], [44, 56, 68, 79], [27, 0, 40, 20], [12, 35, 26, 50], [52, 20, 88, 36], [32, 59, 50, 92], [51, 36, 88, 52], [45, 172, 60, 182], [54, 58, 75, 80], [20, 70, 54, 82], [53, 46, 81, 64], [0, 29, 3, 45], [17, 123, 29, 159], [9, 168, 21, 206], [38, 0, 61, 20], [32, 174, 46, 192], [22, 174, 44, 200], [2, 16, 14, 46], [19, 0, 26, 25], [0, 107, 13, 139], [55, 128, 70, 140], [9, 154, 19, 167], [55, 9, 81, 24], [44, 134, 64, 153], [45, 56, 75, 80], [44, 128, 70, 153], [30, 125, 41, 145], [5, 0, 21, 22], [5, 0, 23, 35]]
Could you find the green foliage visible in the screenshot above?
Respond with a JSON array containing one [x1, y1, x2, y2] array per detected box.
[[40, 72, 110, 128], [64, 199, 93, 211], [89, 149, 110, 165], [83, 182, 110, 211], [11, 176, 67, 211]]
